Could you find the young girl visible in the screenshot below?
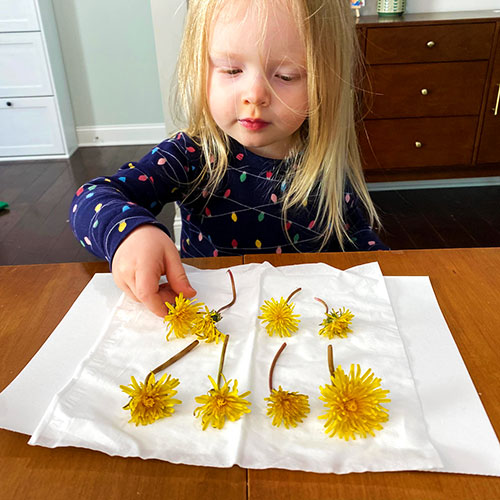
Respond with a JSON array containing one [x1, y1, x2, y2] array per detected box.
[[70, 0, 387, 317]]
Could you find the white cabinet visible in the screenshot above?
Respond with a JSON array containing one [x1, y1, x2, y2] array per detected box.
[[1, 97, 64, 155], [0, 0, 77, 158], [0, 0, 39, 32], [0, 32, 52, 97]]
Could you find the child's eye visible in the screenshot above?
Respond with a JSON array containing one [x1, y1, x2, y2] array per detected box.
[[222, 68, 242, 76], [276, 74, 295, 82]]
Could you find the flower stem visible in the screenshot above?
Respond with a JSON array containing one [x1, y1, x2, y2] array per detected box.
[[146, 339, 199, 385], [314, 296, 329, 314], [286, 287, 302, 304], [217, 334, 230, 386], [328, 344, 335, 378], [269, 342, 287, 392], [217, 269, 237, 314]]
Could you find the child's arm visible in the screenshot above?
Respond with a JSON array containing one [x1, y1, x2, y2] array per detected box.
[[69, 133, 200, 315]]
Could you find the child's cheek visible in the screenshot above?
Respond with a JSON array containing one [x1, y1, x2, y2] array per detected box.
[[213, 79, 239, 108], [207, 75, 226, 109]]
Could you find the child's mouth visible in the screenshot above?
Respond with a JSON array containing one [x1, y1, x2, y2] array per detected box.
[[239, 118, 270, 131]]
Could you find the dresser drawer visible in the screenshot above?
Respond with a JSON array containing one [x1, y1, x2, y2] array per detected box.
[[360, 116, 477, 169], [366, 23, 495, 64], [478, 32, 500, 165], [366, 61, 488, 118], [0, 97, 64, 156], [0, 31, 52, 97], [0, 0, 39, 32]]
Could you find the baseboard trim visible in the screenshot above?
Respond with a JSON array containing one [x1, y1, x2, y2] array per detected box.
[[0, 144, 77, 162], [368, 176, 500, 191], [0, 153, 69, 162], [76, 123, 167, 146]]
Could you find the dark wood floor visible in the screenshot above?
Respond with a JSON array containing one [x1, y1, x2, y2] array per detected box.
[[1, 145, 499, 266]]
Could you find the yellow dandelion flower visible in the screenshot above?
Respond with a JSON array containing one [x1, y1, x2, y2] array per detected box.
[[164, 292, 203, 340], [318, 307, 354, 339], [259, 294, 301, 337], [194, 375, 251, 430], [265, 386, 310, 428], [319, 364, 390, 440], [120, 373, 181, 426], [192, 306, 226, 344], [265, 343, 309, 429]]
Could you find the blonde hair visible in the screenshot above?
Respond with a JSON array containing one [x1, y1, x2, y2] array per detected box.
[[173, 0, 379, 250]]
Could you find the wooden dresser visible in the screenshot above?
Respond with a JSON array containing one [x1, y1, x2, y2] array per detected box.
[[356, 11, 500, 181]]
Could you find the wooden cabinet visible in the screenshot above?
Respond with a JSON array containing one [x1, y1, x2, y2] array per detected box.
[[365, 23, 494, 63], [357, 12, 500, 179], [366, 62, 488, 118], [362, 117, 477, 169], [478, 34, 500, 164], [0, 0, 77, 158]]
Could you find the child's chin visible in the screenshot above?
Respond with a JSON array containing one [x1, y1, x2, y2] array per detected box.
[[242, 143, 286, 160], [232, 135, 266, 149]]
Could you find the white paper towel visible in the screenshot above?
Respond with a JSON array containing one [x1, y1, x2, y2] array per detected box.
[[27, 262, 442, 474]]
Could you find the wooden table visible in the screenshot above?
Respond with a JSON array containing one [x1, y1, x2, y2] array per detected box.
[[1, 248, 499, 499]]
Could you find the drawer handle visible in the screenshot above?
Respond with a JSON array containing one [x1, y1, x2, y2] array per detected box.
[[426, 40, 435, 48], [493, 83, 500, 117], [415, 141, 422, 148], [6, 101, 12, 107], [421, 88, 428, 96]]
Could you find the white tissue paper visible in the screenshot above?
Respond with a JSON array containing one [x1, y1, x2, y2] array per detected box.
[[28, 262, 443, 474]]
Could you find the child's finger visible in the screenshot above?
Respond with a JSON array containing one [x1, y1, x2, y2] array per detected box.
[[122, 284, 140, 303], [163, 240, 197, 298], [157, 282, 181, 305], [134, 268, 169, 317], [112, 271, 140, 302]]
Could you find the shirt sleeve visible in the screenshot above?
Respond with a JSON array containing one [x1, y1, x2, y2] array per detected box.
[[343, 189, 390, 251], [69, 133, 202, 264]]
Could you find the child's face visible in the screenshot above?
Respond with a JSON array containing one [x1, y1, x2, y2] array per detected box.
[[207, 1, 308, 159]]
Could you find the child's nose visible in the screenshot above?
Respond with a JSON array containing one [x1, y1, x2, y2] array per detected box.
[[242, 76, 270, 107]]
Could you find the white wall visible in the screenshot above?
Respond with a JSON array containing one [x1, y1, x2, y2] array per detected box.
[[150, 0, 187, 135], [52, 0, 165, 145]]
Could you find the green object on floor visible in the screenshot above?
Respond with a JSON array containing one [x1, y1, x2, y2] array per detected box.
[[0, 201, 9, 211]]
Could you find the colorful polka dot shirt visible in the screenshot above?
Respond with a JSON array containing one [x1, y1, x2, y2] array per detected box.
[[70, 132, 388, 263]]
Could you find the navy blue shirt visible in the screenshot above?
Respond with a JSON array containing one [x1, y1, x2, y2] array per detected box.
[[70, 132, 387, 263]]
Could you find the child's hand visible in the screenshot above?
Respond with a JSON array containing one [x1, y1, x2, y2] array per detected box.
[[111, 225, 196, 317]]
